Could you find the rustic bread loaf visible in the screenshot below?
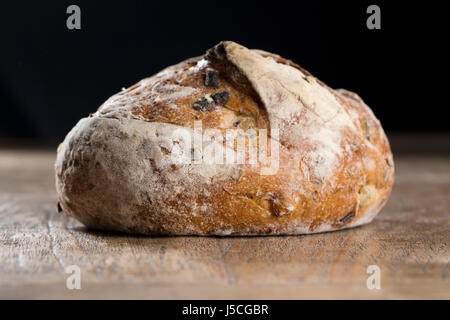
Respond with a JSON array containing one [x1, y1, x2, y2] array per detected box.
[[55, 41, 394, 235]]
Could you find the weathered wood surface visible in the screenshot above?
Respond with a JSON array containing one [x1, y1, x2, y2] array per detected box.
[[0, 149, 449, 299]]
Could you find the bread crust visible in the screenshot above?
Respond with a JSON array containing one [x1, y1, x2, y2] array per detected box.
[[55, 41, 394, 235]]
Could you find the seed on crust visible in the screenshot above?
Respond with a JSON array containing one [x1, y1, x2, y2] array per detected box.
[[211, 91, 229, 105], [192, 94, 215, 111], [205, 68, 219, 88], [339, 212, 355, 224], [56, 202, 63, 213], [268, 194, 282, 217]]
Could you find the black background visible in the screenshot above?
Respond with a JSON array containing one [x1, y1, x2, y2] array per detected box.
[[0, 1, 446, 145]]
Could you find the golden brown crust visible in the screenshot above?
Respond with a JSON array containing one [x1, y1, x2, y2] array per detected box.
[[55, 41, 394, 235]]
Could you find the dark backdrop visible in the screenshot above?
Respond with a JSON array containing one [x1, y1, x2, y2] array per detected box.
[[0, 1, 446, 144]]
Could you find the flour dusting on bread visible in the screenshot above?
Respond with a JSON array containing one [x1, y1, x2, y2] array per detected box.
[[55, 41, 394, 235]]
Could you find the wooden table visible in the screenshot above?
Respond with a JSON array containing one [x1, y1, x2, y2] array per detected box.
[[0, 145, 449, 299]]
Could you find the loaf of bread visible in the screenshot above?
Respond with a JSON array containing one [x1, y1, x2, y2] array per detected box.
[[55, 41, 394, 235]]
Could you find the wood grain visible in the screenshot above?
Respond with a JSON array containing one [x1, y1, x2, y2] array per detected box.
[[0, 149, 449, 299]]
